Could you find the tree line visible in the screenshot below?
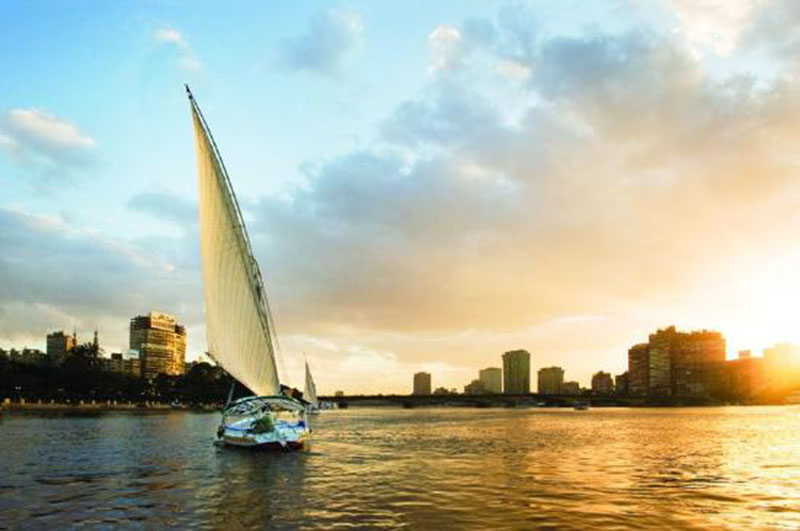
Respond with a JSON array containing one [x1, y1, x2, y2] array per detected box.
[[0, 343, 236, 405]]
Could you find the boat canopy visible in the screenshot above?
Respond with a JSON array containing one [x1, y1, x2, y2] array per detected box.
[[225, 395, 306, 415]]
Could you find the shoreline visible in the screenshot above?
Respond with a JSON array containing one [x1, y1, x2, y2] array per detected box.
[[1, 401, 221, 413]]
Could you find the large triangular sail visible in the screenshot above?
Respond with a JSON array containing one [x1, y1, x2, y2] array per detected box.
[[304, 361, 318, 407], [187, 86, 280, 397]]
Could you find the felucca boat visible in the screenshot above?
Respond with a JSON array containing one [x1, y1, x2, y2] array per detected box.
[[187, 86, 310, 450], [304, 361, 319, 414]]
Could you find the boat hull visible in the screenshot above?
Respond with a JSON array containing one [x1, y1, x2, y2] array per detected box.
[[220, 437, 306, 451]]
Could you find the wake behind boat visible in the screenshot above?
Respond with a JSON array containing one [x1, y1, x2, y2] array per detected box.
[[187, 86, 310, 450]]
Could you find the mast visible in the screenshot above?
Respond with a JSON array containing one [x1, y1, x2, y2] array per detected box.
[[187, 85, 281, 396]]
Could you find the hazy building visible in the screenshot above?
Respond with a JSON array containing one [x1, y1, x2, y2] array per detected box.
[[130, 312, 186, 380], [562, 381, 581, 395], [538, 366, 564, 395], [503, 350, 531, 394], [672, 329, 726, 397], [479, 367, 502, 394], [727, 352, 766, 400], [334, 390, 344, 397], [764, 343, 800, 394], [629, 327, 727, 398], [628, 343, 649, 397], [615, 372, 629, 396], [647, 330, 673, 397], [413, 372, 432, 395], [591, 371, 614, 394], [46, 330, 76, 366], [464, 379, 486, 395]]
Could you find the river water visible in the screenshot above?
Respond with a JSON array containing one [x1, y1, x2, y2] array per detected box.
[[0, 407, 798, 529]]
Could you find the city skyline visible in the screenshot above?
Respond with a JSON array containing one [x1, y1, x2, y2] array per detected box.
[[5, 318, 797, 397], [1, 1, 799, 394]]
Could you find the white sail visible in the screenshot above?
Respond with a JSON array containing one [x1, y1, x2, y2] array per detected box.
[[304, 361, 318, 406], [188, 89, 280, 397]]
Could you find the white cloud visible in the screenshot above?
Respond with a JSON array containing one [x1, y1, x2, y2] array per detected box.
[[6, 109, 95, 149], [153, 26, 202, 71], [0, 206, 202, 354], [280, 9, 364, 77], [0, 108, 96, 174], [427, 24, 465, 74], [665, 0, 769, 55]]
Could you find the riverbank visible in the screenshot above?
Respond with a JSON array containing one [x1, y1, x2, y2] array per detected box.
[[1, 400, 220, 413], [320, 394, 794, 409]]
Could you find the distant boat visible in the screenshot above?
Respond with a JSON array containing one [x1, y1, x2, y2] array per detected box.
[[304, 361, 320, 415], [187, 86, 310, 450], [573, 401, 590, 411]]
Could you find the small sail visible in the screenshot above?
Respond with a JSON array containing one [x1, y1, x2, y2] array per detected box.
[[304, 362, 318, 407], [188, 88, 280, 397]]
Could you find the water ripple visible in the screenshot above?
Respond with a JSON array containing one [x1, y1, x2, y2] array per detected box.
[[0, 407, 798, 529]]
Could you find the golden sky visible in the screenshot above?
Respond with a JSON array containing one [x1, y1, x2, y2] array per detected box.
[[0, 1, 797, 393]]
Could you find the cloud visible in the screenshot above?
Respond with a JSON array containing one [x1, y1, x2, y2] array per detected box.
[[741, 0, 800, 67], [665, 0, 768, 56], [0, 108, 96, 174], [279, 8, 364, 77], [153, 26, 202, 71], [3, 4, 798, 392], [0, 207, 202, 353], [238, 12, 798, 387], [427, 24, 465, 74]]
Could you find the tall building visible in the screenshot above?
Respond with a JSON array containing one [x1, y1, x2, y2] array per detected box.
[[615, 372, 629, 396], [130, 312, 187, 380], [672, 329, 726, 397], [628, 326, 727, 398], [647, 330, 673, 397], [479, 367, 502, 394], [537, 366, 564, 395], [413, 372, 431, 395], [503, 349, 531, 394], [591, 371, 614, 394], [562, 381, 581, 395], [628, 343, 649, 397], [46, 330, 76, 366]]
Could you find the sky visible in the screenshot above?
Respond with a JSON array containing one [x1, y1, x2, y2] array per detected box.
[[0, 0, 798, 394]]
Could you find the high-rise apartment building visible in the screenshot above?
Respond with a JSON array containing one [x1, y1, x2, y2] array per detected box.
[[130, 312, 186, 379], [591, 371, 614, 394], [629, 326, 727, 398], [537, 366, 564, 395], [503, 349, 531, 394], [647, 330, 673, 397], [413, 372, 432, 395], [479, 367, 502, 394], [615, 372, 629, 396], [46, 330, 76, 366], [628, 343, 649, 397]]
